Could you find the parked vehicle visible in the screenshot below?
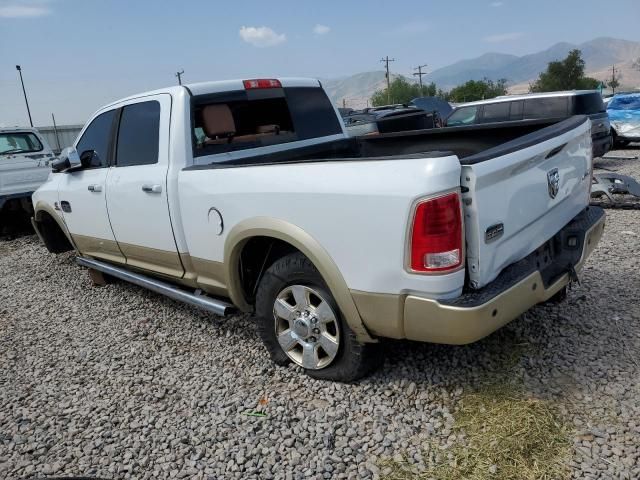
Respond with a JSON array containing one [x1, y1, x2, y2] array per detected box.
[[607, 93, 640, 147], [444, 90, 612, 158], [32, 78, 605, 381], [410, 96, 453, 125], [343, 105, 436, 136], [1, 128, 55, 224]]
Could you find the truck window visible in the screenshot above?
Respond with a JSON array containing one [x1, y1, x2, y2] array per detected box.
[[573, 93, 605, 114], [481, 102, 510, 123], [0, 132, 43, 155], [192, 87, 341, 159], [284, 87, 342, 139], [509, 100, 524, 120], [193, 93, 296, 157], [75, 110, 117, 168], [523, 97, 568, 119], [115, 101, 160, 167], [446, 106, 478, 126]]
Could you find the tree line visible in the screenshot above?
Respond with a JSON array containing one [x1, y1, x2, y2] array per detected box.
[[370, 49, 613, 107]]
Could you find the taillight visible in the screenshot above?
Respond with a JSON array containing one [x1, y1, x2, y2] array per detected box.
[[243, 79, 282, 89], [409, 192, 463, 273]]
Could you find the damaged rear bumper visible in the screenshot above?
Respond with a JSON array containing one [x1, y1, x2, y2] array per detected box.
[[403, 206, 606, 344]]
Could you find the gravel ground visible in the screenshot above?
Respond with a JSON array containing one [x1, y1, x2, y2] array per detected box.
[[1, 147, 639, 480]]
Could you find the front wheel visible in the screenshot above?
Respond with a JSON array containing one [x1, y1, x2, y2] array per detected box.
[[255, 252, 381, 382]]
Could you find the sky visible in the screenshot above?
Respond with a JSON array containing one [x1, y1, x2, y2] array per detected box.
[[1, 0, 639, 126]]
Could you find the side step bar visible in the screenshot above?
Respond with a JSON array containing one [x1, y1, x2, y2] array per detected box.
[[76, 256, 234, 316]]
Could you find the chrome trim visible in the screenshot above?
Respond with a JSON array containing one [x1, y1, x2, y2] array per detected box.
[[76, 256, 234, 316]]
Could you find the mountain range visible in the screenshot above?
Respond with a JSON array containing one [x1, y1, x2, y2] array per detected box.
[[324, 37, 640, 108]]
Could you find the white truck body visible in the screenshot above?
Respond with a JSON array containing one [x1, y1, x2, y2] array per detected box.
[[32, 78, 605, 380], [1, 128, 55, 216]]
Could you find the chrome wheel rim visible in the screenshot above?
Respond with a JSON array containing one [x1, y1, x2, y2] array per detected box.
[[273, 285, 340, 370]]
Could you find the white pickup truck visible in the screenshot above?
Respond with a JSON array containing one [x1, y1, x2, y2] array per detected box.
[[1, 128, 55, 228], [32, 78, 605, 381]]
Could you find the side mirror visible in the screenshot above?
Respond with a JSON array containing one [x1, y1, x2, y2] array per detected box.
[[79, 150, 100, 169], [51, 147, 81, 173]]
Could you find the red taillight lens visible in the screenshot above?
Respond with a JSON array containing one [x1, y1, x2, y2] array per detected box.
[[243, 79, 282, 89], [410, 192, 463, 272]]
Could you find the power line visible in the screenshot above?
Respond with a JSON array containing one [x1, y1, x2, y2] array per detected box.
[[380, 56, 395, 104], [176, 69, 184, 86], [413, 64, 428, 91]]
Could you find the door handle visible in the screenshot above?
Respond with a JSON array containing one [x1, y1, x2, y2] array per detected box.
[[87, 184, 102, 193], [141, 184, 162, 194]]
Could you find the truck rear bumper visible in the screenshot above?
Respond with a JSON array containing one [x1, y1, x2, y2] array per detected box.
[[403, 206, 605, 344]]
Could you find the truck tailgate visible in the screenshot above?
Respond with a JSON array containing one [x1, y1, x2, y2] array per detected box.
[[460, 116, 592, 289]]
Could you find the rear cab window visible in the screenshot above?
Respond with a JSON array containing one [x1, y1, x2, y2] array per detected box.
[[191, 85, 342, 159], [0, 132, 43, 156]]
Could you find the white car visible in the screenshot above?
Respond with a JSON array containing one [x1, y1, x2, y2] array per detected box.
[[32, 78, 605, 381], [0, 127, 55, 223]]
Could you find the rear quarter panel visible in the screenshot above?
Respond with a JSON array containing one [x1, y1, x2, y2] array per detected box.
[[178, 156, 465, 299]]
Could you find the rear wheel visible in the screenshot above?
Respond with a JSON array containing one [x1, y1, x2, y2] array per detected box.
[[255, 252, 381, 382]]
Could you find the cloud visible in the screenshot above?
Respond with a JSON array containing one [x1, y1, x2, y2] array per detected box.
[[239, 26, 286, 48], [483, 32, 524, 43], [490, 1, 504, 6], [313, 24, 330, 35], [0, 1, 51, 18]]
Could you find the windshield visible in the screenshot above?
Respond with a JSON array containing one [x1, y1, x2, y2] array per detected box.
[[608, 95, 640, 111], [0, 132, 43, 155]]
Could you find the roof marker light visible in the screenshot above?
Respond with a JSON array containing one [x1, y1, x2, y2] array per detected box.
[[243, 79, 282, 89]]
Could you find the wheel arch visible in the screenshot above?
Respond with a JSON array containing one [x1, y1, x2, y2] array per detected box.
[[224, 217, 375, 343], [33, 201, 76, 253]]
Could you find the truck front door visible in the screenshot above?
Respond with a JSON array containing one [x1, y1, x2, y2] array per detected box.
[[58, 109, 124, 263]]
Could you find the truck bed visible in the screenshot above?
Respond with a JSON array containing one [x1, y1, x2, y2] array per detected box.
[[187, 117, 575, 170]]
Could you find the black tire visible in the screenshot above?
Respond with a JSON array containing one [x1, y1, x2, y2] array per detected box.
[[255, 252, 381, 382]]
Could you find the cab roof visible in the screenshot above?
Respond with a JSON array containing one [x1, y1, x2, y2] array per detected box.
[[460, 90, 601, 107], [101, 77, 322, 110]]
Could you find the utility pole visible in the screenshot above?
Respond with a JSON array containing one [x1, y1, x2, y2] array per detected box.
[[413, 64, 428, 92], [15, 65, 33, 127], [176, 69, 184, 85], [51, 113, 61, 153], [609, 65, 619, 94], [380, 56, 395, 104]]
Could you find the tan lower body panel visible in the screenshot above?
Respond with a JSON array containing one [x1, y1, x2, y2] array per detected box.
[[189, 256, 228, 297], [72, 235, 229, 296], [117, 242, 184, 278], [72, 234, 126, 265], [355, 211, 605, 345]]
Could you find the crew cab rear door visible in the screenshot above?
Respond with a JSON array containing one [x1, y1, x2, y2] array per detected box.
[[461, 116, 593, 289], [105, 94, 184, 278]]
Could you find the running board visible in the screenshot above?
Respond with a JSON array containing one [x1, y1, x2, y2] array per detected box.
[[76, 256, 234, 316]]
